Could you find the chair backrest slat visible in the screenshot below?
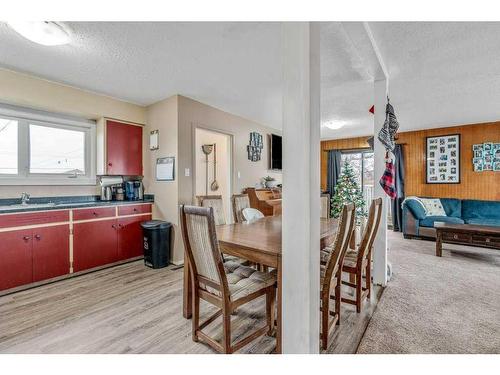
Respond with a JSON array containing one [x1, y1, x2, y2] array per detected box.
[[232, 194, 250, 223], [196, 195, 226, 225], [357, 198, 383, 262], [322, 203, 355, 288]]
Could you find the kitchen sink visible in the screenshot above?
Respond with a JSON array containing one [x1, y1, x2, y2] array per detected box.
[[0, 203, 57, 211]]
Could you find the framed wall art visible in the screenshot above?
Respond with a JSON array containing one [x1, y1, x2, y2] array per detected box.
[[473, 142, 500, 172], [426, 134, 460, 184], [247, 132, 263, 162]]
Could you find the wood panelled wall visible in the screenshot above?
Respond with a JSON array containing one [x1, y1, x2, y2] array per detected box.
[[321, 122, 500, 201]]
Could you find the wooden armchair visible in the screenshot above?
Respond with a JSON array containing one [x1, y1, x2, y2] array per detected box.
[[320, 203, 355, 350], [341, 198, 382, 313], [180, 205, 277, 354]]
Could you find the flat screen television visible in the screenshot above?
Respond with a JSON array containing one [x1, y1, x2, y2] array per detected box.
[[269, 134, 282, 170]]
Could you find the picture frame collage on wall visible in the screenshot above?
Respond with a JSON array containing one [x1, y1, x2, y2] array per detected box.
[[473, 142, 500, 172], [426, 134, 460, 184], [247, 131, 263, 162]]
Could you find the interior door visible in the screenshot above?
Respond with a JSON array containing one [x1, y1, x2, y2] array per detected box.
[[106, 120, 143, 176], [73, 219, 118, 272], [32, 225, 70, 282], [117, 215, 151, 260], [0, 229, 33, 291]]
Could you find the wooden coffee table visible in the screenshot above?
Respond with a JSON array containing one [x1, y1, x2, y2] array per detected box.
[[434, 222, 500, 257]]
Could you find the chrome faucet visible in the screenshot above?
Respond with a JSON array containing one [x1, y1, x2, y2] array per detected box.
[[20, 192, 30, 205]]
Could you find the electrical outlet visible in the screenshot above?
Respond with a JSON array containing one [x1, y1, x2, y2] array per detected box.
[[185, 168, 190, 177]]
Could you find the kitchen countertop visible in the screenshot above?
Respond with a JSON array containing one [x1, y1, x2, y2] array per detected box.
[[0, 195, 154, 214]]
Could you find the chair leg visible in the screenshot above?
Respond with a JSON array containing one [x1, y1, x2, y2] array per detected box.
[[223, 306, 232, 354], [335, 273, 341, 325], [366, 261, 371, 299], [192, 290, 200, 342], [266, 287, 276, 335], [321, 294, 329, 350], [355, 269, 362, 313]]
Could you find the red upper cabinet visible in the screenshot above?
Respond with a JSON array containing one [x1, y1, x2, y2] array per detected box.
[[0, 229, 33, 291], [32, 225, 70, 282], [105, 120, 143, 176]]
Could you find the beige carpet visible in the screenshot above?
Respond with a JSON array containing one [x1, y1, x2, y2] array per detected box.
[[357, 231, 500, 354]]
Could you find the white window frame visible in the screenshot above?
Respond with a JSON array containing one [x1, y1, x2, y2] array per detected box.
[[0, 103, 96, 185]]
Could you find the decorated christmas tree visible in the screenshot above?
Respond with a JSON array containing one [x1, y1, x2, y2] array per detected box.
[[330, 160, 367, 219]]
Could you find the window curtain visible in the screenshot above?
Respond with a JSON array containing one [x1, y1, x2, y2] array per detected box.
[[391, 144, 405, 232], [327, 150, 342, 197]]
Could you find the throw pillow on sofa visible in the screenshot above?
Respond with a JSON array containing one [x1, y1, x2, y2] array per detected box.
[[419, 198, 446, 216]]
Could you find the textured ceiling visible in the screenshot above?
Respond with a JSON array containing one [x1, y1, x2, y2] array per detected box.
[[1, 22, 500, 139]]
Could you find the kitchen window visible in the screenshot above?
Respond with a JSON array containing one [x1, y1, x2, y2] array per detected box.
[[0, 104, 96, 185]]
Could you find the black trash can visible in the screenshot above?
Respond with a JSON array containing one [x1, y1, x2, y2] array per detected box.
[[140, 220, 172, 269]]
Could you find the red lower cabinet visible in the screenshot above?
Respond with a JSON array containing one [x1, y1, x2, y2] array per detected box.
[[0, 229, 33, 291], [32, 225, 70, 282], [73, 219, 119, 272], [117, 215, 151, 260]]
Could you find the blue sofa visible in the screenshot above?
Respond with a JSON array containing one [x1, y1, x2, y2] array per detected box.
[[402, 198, 500, 239]]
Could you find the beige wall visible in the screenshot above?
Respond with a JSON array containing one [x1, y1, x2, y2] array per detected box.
[[143, 95, 282, 264], [195, 128, 232, 223], [177, 95, 282, 209], [0, 68, 146, 199], [143, 95, 183, 263]]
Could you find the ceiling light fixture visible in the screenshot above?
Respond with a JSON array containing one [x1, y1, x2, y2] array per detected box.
[[323, 121, 347, 130], [7, 21, 70, 46]]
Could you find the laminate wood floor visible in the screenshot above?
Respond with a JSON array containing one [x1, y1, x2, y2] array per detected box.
[[0, 261, 382, 354]]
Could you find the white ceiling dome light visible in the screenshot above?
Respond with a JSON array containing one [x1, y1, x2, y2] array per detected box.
[[7, 21, 70, 46], [323, 120, 347, 130]]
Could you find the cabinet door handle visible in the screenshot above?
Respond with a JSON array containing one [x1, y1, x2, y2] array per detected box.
[[35, 234, 41, 240], [93, 212, 98, 216], [108, 162, 113, 167], [133, 208, 138, 212], [112, 224, 117, 229], [23, 235, 31, 241]]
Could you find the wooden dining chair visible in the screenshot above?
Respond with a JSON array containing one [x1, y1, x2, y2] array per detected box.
[[341, 198, 383, 313], [320, 193, 330, 219], [320, 203, 355, 350], [231, 194, 250, 223], [180, 205, 277, 354], [196, 195, 226, 225]]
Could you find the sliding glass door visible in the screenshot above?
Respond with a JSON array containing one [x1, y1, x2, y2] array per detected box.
[[340, 150, 374, 207]]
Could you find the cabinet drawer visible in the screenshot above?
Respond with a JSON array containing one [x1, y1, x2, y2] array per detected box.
[[118, 204, 152, 216], [73, 207, 116, 221], [472, 235, 500, 247], [0, 210, 69, 229], [442, 231, 471, 242]]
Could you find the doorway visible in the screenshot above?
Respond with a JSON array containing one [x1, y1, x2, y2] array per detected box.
[[194, 128, 233, 223]]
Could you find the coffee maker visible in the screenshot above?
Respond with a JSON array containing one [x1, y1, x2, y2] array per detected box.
[[125, 180, 144, 201], [99, 176, 123, 201]]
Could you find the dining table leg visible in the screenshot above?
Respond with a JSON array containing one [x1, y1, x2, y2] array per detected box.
[[183, 261, 192, 319]]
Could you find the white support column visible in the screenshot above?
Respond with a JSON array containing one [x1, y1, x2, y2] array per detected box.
[[373, 78, 388, 286], [282, 22, 321, 353]]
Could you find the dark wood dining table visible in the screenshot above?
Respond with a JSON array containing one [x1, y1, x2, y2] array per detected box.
[[182, 215, 339, 354]]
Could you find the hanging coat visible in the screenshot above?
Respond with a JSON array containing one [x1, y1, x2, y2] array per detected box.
[[377, 102, 399, 152], [379, 158, 397, 199]]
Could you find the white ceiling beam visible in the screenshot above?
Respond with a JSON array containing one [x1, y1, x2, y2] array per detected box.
[[340, 22, 388, 81]]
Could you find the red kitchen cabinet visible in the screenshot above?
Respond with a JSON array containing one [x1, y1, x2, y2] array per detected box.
[[32, 225, 70, 282], [73, 219, 119, 272], [0, 229, 34, 291], [106, 120, 143, 176], [117, 215, 151, 260]]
